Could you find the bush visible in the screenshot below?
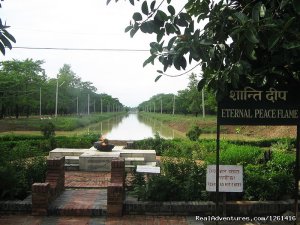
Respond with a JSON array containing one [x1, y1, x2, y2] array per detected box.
[[186, 125, 202, 141], [206, 144, 263, 166], [244, 164, 294, 201], [0, 157, 46, 200], [40, 122, 55, 138]]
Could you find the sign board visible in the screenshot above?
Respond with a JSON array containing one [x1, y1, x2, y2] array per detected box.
[[218, 86, 300, 125], [206, 165, 243, 192], [136, 165, 160, 174]]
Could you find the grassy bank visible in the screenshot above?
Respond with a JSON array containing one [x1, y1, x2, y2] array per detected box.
[[139, 112, 217, 134], [139, 112, 296, 140], [0, 112, 126, 133]]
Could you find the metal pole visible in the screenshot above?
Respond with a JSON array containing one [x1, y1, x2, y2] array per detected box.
[[216, 124, 220, 225], [55, 79, 58, 117], [39, 87, 41, 117], [202, 88, 205, 118], [172, 94, 175, 115], [295, 124, 300, 225], [77, 96, 79, 115], [88, 94, 90, 115]]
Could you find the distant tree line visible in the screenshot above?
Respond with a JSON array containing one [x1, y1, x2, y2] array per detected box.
[[0, 59, 125, 119], [138, 73, 217, 116]]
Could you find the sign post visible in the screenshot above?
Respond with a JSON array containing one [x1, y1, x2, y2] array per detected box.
[[216, 85, 300, 225]]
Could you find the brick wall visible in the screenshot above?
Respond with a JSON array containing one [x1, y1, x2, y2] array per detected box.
[[107, 158, 125, 216], [31, 156, 65, 216], [124, 199, 293, 216]]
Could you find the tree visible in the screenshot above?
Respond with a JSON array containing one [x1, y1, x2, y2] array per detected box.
[[0, 59, 46, 118], [187, 73, 202, 116], [0, 1, 16, 55], [109, 0, 300, 97]]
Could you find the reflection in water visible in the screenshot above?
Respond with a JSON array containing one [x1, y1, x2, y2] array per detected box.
[[83, 113, 184, 140]]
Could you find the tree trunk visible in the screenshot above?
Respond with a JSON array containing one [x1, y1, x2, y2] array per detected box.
[[15, 104, 19, 119], [26, 105, 30, 118], [0, 104, 5, 119]]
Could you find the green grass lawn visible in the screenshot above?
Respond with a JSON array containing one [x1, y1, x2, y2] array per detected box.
[[0, 112, 125, 133]]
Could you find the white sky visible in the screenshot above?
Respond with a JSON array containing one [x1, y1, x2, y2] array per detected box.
[[1, 0, 193, 107]]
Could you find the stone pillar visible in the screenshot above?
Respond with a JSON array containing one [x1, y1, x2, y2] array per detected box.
[[32, 183, 50, 216], [107, 158, 125, 216]]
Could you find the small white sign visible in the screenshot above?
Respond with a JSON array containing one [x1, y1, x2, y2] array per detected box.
[[136, 165, 160, 174], [206, 165, 243, 192]]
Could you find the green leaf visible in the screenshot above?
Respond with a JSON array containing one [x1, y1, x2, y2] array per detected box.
[[252, 2, 262, 22], [150, 0, 156, 11], [156, 10, 168, 21], [0, 43, 5, 55], [125, 25, 133, 33], [167, 0, 171, 4], [142, 1, 149, 15], [197, 78, 206, 91], [143, 55, 156, 67], [245, 29, 259, 44], [233, 12, 248, 25], [280, 0, 290, 9], [155, 75, 162, 82], [129, 0, 135, 6], [0, 35, 12, 49], [167, 36, 177, 50], [283, 17, 295, 31], [157, 30, 164, 42], [130, 27, 138, 37], [133, 12, 143, 21], [106, 0, 112, 5], [157, 70, 163, 74], [3, 30, 16, 43], [167, 5, 175, 16], [293, 0, 300, 14], [283, 41, 300, 49], [268, 34, 281, 50]]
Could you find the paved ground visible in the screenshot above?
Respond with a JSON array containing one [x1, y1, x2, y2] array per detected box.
[[65, 171, 110, 188], [1, 215, 300, 225]]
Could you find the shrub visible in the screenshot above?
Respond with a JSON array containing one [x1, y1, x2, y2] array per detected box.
[[244, 164, 294, 201], [186, 125, 202, 141], [205, 144, 263, 166], [0, 157, 46, 200], [40, 122, 55, 138]]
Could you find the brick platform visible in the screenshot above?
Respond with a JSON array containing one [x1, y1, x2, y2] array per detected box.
[[65, 171, 110, 188]]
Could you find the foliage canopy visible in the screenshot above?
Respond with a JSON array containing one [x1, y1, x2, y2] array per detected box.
[[109, 0, 300, 98]]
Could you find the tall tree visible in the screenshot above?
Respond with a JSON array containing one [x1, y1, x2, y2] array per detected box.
[[109, 0, 300, 97], [0, 59, 45, 118]]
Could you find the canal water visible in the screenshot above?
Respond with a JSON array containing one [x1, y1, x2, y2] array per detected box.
[[84, 113, 184, 140]]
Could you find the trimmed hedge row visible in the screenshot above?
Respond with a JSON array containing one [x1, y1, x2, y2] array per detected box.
[[129, 136, 296, 201], [0, 134, 99, 200]]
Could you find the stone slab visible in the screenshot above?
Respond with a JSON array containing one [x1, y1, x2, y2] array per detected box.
[[49, 148, 88, 158], [65, 156, 79, 164], [79, 151, 120, 172]]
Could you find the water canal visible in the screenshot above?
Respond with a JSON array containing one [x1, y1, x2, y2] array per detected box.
[[82, 113, 185, 140]]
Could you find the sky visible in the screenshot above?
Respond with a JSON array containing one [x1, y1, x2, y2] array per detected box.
[[1, 0, 194, 107]]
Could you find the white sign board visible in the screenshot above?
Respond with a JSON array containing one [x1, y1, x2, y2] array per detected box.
[[206, 165, 243, 192], [136, 165, 160, 174]]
